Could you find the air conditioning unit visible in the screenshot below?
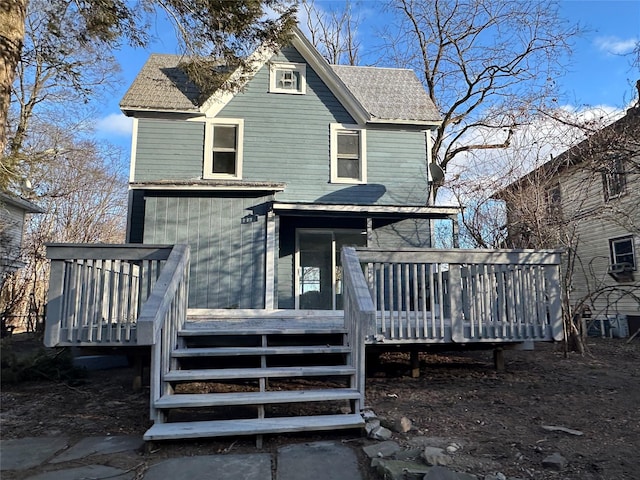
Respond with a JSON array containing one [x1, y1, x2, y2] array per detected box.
[[607, 263, 634, 282]]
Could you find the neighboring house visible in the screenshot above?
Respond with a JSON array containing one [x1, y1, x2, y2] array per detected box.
[[120, 27, 459, 311], [501, 102, 640, 334], [0, 191, 42, 282]]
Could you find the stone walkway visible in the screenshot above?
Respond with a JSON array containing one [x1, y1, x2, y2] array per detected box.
[[0, 436, 363, 480]]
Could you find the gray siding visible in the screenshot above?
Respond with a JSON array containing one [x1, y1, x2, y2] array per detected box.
[[143, 194, 270, 308], [135, 119, 204, 181], [132, 46, 430, 205], [220, 47, 429, 205]]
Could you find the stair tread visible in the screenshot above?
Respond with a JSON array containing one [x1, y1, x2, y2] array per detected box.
[[144, 414, 364, 441], [172, 346, 351, 357], [155, 389, 361, 408], [164, 365, 356, 381], [179, 327, 348, 336]]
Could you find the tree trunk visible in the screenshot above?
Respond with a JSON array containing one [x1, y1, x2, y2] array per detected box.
[[0, 0, 26, 156]]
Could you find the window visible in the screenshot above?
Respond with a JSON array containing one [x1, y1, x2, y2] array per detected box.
[[269, 63, 306, 94], [545, 183, 562, 219], [609, 236, 636, 270], [330, 124, 367, 183], [602, 156, 626, 201], [203, 119, 243, 179]]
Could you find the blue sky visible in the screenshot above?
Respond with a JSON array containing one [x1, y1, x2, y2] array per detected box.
[[95, 0, 640, 153]]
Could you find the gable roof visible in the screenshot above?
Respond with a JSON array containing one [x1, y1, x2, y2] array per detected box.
[[120, 28, 441, 126]]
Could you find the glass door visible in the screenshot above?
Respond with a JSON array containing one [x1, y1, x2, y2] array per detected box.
[[296, 229, 366, 310]]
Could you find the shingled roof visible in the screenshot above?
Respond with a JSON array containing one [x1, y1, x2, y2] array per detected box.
[[330, 65, 440, 122], [121, 54, 441, 124]]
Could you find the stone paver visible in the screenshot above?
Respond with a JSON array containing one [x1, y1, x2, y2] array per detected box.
[[0, 437, 69, 471], [24, 464, 134, 480], [50, 435, 144, 463], [277, 441, 363, 480], [143, 454, 272, 480]]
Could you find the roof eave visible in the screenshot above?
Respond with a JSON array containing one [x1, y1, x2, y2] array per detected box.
[[367, 118, 441, 127], [121, 106, 200, 117]]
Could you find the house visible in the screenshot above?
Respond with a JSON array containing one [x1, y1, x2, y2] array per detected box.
[[0, 191, 42, 284], [119, 27, 460, 312], [43, 28, 564, 442], [500, 99, 640, 336], [0, 191, 42, 336]]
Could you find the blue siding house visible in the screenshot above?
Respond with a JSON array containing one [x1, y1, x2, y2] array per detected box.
[[120, 27, 458, 312]]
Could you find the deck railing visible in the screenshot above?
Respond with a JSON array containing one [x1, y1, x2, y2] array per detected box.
[[353, 247, 563, 344], [341, 247, 376, 406], [44, 244, 188, 347]]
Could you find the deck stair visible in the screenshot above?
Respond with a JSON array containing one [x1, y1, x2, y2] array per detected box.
[[144, 311, 365, 441]]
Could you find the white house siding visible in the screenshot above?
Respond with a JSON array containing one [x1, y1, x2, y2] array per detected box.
[[554, 154, 640, 320]]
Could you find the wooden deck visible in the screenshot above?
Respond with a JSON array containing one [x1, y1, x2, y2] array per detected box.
[[43, 243, 564, 441]]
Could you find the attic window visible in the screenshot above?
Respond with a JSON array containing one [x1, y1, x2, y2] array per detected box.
[[269, 63, 306, 94]]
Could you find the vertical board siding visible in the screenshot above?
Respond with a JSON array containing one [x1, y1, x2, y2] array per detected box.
[[134, 119, 205, 182], [143, 194, 270, 309]]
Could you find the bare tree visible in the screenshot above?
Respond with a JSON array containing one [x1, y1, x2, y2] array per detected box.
[[380, 0, 579, 195], [2, 0, 120, 190], [302, 0, 361, 65], [1, 125, 127, 333]]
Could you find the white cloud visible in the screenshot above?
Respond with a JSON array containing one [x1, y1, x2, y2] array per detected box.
[[594, 36, 638, 55], [95, 113, 133, 137]]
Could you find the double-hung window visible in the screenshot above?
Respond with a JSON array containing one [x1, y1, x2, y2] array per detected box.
[[610, 236, 636, 270], [203, 119, 244, 179], [269, 63, 306, 94], [330, 124, 367, 183]]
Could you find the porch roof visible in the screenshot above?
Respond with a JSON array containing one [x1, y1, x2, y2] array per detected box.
[[272, 202, 461, 219], [130, 180, 286, 192]]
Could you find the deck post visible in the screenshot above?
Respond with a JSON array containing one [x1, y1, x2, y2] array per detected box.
[[264, 210, 276, 309], [44, 259, 65, 347], [493, 348, 505, 372], [410, 349, 420, 378]]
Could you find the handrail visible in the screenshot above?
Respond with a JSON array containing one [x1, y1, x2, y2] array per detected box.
[[355, 247, 563, 344], [136, 244, 190, 345], [341, 247, 376, 409]]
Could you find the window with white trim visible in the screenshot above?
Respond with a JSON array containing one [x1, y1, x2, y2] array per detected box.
[[609, 236, 636, 270], [203, 119, 244, 179], [330, 124, 367, 183], [269, 63, 306, 94]]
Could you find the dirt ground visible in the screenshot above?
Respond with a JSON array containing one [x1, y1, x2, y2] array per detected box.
[[1, 335, 639, 480]]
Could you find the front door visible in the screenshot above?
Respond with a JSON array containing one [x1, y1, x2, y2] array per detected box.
[[296, 229, 366, 310]]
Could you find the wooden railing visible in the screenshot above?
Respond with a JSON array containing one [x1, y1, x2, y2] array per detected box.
[[353, 248, 563, 344], [341, 247, 376, 406], [44, 244, 188, 347]]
